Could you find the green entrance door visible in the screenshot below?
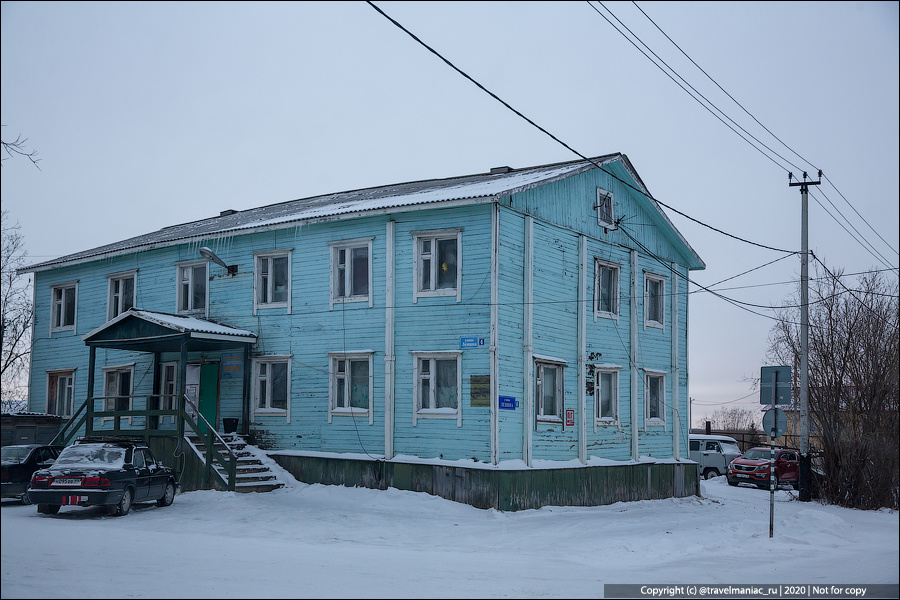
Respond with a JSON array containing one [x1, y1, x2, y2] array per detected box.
[[186, 363, 220, 434]]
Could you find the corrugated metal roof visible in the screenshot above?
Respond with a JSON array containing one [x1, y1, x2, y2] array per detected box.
[[22, 155, 619, 272], [82, 308, 257, 342]]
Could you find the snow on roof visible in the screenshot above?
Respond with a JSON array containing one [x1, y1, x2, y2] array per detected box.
[[82, 308, 257, 342], [127, 309, 256, 338], [22, 156, 619, 272]]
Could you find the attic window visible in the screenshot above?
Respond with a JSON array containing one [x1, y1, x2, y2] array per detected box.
[[596, 187, 614, 228], [490, 166, 512, 174]]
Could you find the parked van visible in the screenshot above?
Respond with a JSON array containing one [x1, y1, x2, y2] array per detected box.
[[689, 434, 742, 479]]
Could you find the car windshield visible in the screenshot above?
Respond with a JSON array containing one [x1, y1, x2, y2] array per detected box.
[[742, 448, 771, 460], [720, 442, 741, 455], [1, 446, 33, 465], [54, 444, 127, 468]]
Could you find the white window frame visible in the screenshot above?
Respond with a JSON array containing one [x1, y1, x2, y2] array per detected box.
[[644, 369, 667, 426], [412, 229, 462, 303], [328, 351, 374, 424], [329, 238, 374, 309], [253, 250, 292, 314], [46, 369, 76, 418], [411, 351, 462, 426], [50, 281, 78, 333], [101, 363, 135, 424], [106, 270, 137, 321], [644, 272, 665, 329], [594, 260, 620, 320], [596, 187, 615, 228], [159, 361, 178, 425], [594, 364, 620, 426], [175, 260, 209, 316], [535, 356, 566, 424], [252, 355, 291, 422]]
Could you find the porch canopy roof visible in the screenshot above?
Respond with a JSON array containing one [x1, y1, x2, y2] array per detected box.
[[81, 308, 257, 353]]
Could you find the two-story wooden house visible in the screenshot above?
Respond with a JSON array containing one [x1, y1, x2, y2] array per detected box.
[[21, 154, 705, 509]]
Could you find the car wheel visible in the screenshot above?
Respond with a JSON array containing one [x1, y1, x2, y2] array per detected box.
[[20, 493, 32, 506], [37, 503, 60, 515], [108, 488, 133, 516], [157, 481, 175, 507], [773, 473, 780, 489], [703, 468, 719, 480], [727, 479, 738, 487]]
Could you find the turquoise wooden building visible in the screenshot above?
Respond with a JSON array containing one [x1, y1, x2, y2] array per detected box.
[[21, 154, 705, 509]]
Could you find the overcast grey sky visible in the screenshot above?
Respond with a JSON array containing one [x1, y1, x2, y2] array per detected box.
[[2, 1, 898, 426]]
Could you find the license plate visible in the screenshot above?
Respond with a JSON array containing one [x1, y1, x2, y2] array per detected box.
[[737, 474, 749, 479], [51, 478, 83, 487]]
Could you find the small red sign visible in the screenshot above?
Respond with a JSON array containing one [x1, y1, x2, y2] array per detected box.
[[565, 409, 575, 427]]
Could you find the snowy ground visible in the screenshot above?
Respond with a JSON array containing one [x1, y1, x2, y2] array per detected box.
[[2, 470, 897, 599]]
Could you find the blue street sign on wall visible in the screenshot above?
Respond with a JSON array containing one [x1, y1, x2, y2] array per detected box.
[[460, 337, 479, 349], [499, 396, 518, 410]]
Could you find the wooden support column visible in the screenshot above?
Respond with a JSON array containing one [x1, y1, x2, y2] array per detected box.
[[86, 345, 96, 438], [242, 344, 251, 436]]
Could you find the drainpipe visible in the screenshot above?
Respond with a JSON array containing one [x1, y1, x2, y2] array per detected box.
[[578, 235, 586, 464], [671, 262, 680, 460], [523, 216, 534, 467], [384, 220, 395, 460], [490, 203, 499, 465], [630, 250, 639, 462]]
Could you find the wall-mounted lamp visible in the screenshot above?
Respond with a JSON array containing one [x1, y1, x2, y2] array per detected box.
[[199, 246, 238, 276]]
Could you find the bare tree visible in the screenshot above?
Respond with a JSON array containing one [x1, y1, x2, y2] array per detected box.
[[1, 210, 33, 413], [701, 406, 761, 432], [768, 263, 899, 509], [1, 132, 40, 168]]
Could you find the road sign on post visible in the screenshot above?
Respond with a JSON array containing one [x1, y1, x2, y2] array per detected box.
[[762, 408, 787, 440], [760, 366, 792, 405]]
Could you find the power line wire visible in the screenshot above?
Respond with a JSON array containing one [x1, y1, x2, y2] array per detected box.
[[630, 0, 820, 174], [823, 174, 899, 258], [627, 1, 898, 265], [366, 1, 797, 255], [589, 1, 803, 174]]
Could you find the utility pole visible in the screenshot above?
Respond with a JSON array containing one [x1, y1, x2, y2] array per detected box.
[[788, 170, 821, 502]]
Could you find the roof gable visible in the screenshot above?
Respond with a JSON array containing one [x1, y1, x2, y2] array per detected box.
[[82, 309, 256, 353], [21, 153, 702, 272]]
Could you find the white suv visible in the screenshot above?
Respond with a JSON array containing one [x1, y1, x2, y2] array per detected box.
[[689, 435, 742, 479]]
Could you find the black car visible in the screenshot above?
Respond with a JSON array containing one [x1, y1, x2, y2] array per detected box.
[[2, 444, 62, 503], [26, 439, 177, 516]]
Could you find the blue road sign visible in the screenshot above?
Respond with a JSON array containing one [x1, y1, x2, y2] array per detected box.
[[760, 366, 792, 405]]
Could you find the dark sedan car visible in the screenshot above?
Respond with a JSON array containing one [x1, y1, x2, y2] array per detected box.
[[26, 439, 176, 516], [2, 444, 61, 503]]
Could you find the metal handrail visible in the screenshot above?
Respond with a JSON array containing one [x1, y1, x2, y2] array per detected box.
[[180, 394, 237, 491], [48, 399, 89, 447], [49, 394, 237, 491], [181, 394, 236, 457]]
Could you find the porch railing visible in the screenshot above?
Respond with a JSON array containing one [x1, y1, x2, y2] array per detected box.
[[49, 395, 236, 491]]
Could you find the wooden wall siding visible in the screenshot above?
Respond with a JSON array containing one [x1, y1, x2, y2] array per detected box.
[[583, 236, 635, 462], [495, 167, 694, 465], [505, 164, 688, 268], [270, 453, 698, 511], [390, 205, 493, 461], [528, 220, 580, 461], [28, 168, 694, 473], [495, 209, 526, 461]]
